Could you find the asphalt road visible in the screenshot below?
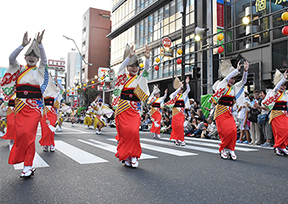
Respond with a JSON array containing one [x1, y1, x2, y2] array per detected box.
[[0, 122, 287, 204]]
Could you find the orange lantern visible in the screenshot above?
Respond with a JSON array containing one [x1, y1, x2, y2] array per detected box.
[[281, 12, 288, 21], [217, 34, 224, 41], [155, 57, 160, 63], [177, 49, 183, 55]]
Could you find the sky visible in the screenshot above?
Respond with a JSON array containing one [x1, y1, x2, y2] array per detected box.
[[0, 0, 111, 67]]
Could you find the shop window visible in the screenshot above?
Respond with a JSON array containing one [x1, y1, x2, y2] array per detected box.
[[272, 40, 288, 71]]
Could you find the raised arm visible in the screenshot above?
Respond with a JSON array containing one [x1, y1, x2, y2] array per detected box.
[[273, 70, 288, 93], [184, 77, 190, 94], [37, 30, 47, 65], [9, 32, 31, 65]]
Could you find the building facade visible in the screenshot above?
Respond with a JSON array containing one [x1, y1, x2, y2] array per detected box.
[[82, 8, 111, 82], [108, 0, 288, 102]]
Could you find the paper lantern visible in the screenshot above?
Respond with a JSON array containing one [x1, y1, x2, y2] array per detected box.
[[155, 57, 160, 63], [72, 92, 74, 95], [282, 12, 288, 21], [72, 88, 74, 91], [101, 82, 104, 85], [154, 65, 159, 71], [92, 81, 95, 84], [67, 89, 69, 92], [101, 77, 104, 80], [217, 34, 224, 41], [92, 85, 95, 89], [177, 49, 183, 55], [218, 46, 224, 54], [282, 26, 288, 36], [176, 58, 182, 65], [67, 94, 69, 96], [83, 88, 86, 91], [77, 86, 80, 89], [139, 63, 144, 68], [84, 84, 86, 86]]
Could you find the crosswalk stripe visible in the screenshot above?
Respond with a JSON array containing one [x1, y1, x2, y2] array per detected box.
[[78, 139, 157, 160], [9, 144, 49, 170], [107, 139, 197, 156], [141, 138, 219, 154], [55, 140, 108, 164], [184, 138, 259, 152]]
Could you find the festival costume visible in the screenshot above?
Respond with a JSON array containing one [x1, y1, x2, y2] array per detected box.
[[112, 44, 150, 165], [0, 102, 7, 137], [0, 40, 49, 170], [39, 78, 62, 149], [262, 70, 288, 154], [212, 61, 247, 158], [147, 86, 167, 137], [91, 100, 113, 133], [84, 107, 94, 127], [1, 95, 16, 142], [166, 78, 190, 144]]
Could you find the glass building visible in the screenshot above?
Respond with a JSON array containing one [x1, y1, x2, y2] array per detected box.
[[108, 0, 288, 100]]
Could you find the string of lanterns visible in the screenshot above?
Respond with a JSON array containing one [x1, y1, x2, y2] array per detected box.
[[282, 11, 288, 36]]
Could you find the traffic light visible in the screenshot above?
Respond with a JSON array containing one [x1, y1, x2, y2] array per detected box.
[[193, 67, 201, 79]]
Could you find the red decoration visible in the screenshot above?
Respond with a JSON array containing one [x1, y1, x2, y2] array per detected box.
[[154, 65, 159, 71], [72, 92, 74, 95], [83, 88, 86, 91], [101, 82, 104, 85], [282, 26, 288, 36], [176, 58, 182, 64], [218, 46, 224, 54], [67, 94, 69, 96], [92, 85, 95, 89]]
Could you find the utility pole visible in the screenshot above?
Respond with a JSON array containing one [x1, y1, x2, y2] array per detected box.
[[181, 0, 187, 81]]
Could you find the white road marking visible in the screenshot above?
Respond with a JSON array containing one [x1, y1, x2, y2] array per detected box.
[[107, 139, 197, 156], [141, 138, 219, 154], [55, 140, 108, 164], [78, 139, 157, 160]]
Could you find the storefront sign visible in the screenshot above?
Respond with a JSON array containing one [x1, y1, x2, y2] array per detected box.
[[275, 0, 287, 5], [256, 0, 266, 12], [217, 3, 224, 28], [161, 36, 172, 49]]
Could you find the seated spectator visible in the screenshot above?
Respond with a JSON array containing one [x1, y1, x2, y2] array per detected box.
[[185, 117, 198, 136], [161, 116, 172, 133], [140, 114, 151, 131], [190, 117, 208, 138], [202, 117, 218, 139]]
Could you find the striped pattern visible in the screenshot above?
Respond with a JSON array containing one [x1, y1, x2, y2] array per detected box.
[[213, 104, 228, 120], [54, 100, 60, 109], [134, 84, 148, 102], [43, 106, 50, 115], [115, 99, 130, 117], [269, 110, 284, 123], [14, 98, 25, 115]]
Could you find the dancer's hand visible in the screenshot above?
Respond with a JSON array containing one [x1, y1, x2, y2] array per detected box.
[[144, 45, 151, 59], [129, 45, 135, 58], [284, 70, 288, 79], [185, 76, 190, 84], [165, 89, 168, 94], [243, 61, 249, 72], [22, 32, 31, 47], [37, 30, 45, 44]]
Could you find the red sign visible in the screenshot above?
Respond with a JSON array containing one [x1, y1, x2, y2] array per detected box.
[[48, 59, 65, 68], [217, 3, 224, 28], [162, 37, 172, 49]]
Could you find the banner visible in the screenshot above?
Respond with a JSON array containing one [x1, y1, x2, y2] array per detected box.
[[201, 94, 212, 118]]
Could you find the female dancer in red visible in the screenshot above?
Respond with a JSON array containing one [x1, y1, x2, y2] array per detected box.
[[112, 44, 151, 168], [147, 85, 167, 139], [166, 77, 190, 146], [212, 60, 249, 160], [262, 69, 288, 156]]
